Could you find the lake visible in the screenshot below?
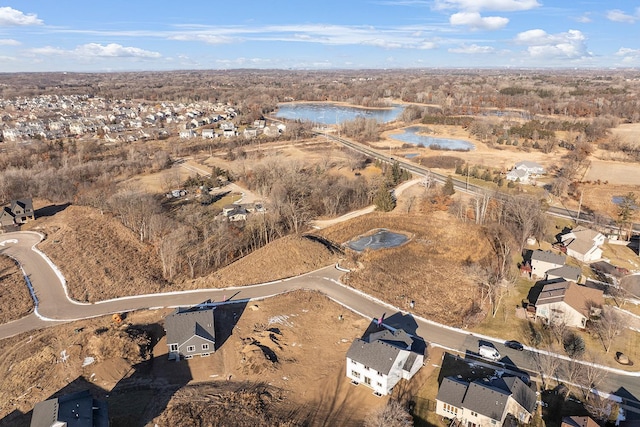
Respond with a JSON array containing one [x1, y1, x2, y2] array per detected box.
[[389, 126, 475, 151], [275, 102, 404, 125]]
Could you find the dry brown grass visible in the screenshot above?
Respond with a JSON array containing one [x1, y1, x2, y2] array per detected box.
[[317, 211, 490, 327], [198, 234, 342, 288], [29, 205, 167, 302], [0, 255, 33, 323]]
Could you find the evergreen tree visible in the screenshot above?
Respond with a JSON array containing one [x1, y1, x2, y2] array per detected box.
[[374, 182, 396, 212], [442, 175, 455, 196]]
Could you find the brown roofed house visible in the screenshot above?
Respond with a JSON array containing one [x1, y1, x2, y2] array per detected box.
[[533, 281, 604, 328]]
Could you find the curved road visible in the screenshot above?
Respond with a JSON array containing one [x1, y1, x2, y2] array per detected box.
[[2, 231, 640, 412]]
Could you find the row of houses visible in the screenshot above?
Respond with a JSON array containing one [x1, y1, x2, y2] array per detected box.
[[0, 94, 240, 143], [180, 120, 286, 140]]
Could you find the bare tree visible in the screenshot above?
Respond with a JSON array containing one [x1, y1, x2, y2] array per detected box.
[[364, 399, 413, 427], [530, 348, 562, 391], [595, 309, 623, 353]]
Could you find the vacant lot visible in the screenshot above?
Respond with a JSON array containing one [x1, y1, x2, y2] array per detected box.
[[0, 291, 387, 427], [316, 209, 490, 327]]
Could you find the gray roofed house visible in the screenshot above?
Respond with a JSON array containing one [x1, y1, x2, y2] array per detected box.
[[165, 305, 215, 360], [436, 375, 536, 427], [30, 389, 108, 427], [546, 264, 582, 283], [1, 198, 35, 228], [346, 328, 425, 396], [530, 250, 566, 278]]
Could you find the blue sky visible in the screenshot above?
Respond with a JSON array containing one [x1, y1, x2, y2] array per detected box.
[[0, 1, 639, 72]]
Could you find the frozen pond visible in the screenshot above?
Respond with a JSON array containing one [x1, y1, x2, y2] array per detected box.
[[390, 126, 474, 151], [346, 229, 409, 252], [275, 102, 404, 125]]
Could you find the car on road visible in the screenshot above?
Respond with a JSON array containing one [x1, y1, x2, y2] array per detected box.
[[504, 340, 524, 351]]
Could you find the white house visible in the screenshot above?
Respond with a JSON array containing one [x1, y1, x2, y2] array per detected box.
[[530, 250, 566, 279], [436, 376, 536, 427], [514, 160, 545, 175], [560, 226, 606, 263], [345, 328, 425, 396], [201, 129, 216, 139], [506, 160, 545, 183], [533, 281, 604, 328], [179, 129, 196, 139]]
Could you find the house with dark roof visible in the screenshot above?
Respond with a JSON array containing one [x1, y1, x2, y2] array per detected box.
[[164, 305, 215, 360], [30, 389, 108, 427], [546, 264, 582, 283], [345, 328, 426, 396], [533, 281, 604, 328], [436, 375, 536, 427], [0, 198, 35, 228], [560, 226, 606, 263]]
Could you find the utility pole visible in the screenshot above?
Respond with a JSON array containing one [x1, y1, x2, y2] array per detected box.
[[576, 188, 583, 224], [466, 163, 470, 191]]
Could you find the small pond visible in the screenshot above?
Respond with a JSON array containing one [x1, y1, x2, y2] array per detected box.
[[275, 102, 404, 125], [390, 126, 475, 151], [346, 229, 409, 252]]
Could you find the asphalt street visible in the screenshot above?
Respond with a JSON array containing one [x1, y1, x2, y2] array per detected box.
[[1, 231, 639, 413]]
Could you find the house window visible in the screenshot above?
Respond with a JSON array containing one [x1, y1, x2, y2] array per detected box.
[[377, 372, 383, 377], [351, 370, 360, 379], [185, 355, 193, 359], [376, 382, 382, 387], [351, 359, 357, 365], [364, 377, 371, 385], [201, 353, 210, 357], [471, 412, 478, 417], [169, 344, 178, 352], [202, 344, 209, 351], [187, 345, 195, 353], [364, 366, 370, 371]]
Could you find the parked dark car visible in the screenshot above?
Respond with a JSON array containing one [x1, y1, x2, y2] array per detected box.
[[504, 340, 524, 351]]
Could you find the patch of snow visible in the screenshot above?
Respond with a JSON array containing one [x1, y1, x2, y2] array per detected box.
[[82, 357, 95, 367], [268, 315, 294, 327]]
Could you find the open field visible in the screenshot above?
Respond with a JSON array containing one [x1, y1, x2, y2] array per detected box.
[[0, 290, 391, 427], [316, 209, 491, 327]]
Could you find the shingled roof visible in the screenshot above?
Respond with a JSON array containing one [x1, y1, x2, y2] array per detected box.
[[534, 281, 604, 318], [165, 306, 215, 346], [346, 338, 404, 375]]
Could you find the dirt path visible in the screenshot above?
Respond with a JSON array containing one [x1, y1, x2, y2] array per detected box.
[[311, 178, 422, 229]]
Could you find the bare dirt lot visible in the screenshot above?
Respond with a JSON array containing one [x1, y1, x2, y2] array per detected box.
[[0, 291, 394, 427], [0, 255, 32, 323]]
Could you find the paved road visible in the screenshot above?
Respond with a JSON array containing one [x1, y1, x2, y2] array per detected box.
[[1, 231, 640, 411], [318, 132, 640, 233]]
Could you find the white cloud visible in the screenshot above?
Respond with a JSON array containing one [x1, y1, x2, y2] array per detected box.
[[574, 14, 592, 23], [29, 43, 161, 59], [448, 44, 495, 54], [0, 7, 42, 26], [0, 38, 20, 46], [606, 9, 637, 23], [449, 12, 509, 30], [615, 47, 640, 63], [168, 24, 439, 51], [515, 29, 590, 59], [362, 39, 403, 49], [435, 0, 540, 12], [75, 43, 161, 58], [169, 34, 235, 44]]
